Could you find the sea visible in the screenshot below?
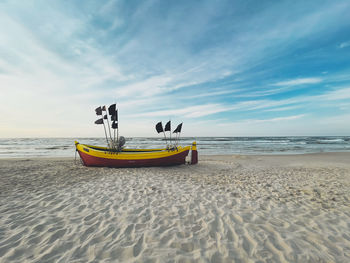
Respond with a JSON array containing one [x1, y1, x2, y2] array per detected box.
[[0, 136, 350, 158]]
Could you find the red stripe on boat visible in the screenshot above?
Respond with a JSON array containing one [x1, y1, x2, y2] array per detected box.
[[78, 150, 189, 168]]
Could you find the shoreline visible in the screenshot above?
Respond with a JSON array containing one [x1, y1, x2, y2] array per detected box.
[[1, 150, 350, 159], [1, 136, 349, 158], [1, 153, 350, 261]]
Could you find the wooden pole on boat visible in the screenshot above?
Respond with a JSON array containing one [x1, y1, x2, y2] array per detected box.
[[103, 106, 114, 148], [113, 106, 117, 145], [174, 123, 182, 147], [102, 119, 109, 145], [163, 131, 167, 146], [113, 125, 116, 145], [156, 122, 167, 147], [95, 106, 109, 146], [169, 129, 172, 146], [106, 118, 113, 145], [117, 123, 119, 146], [165, 120, 171, 147], [170, 121, 172, 146], [111, 108, 119, 149], [173, 130, 177, 147], [177, 126, 182, 146], [116, 109, 119, 146]]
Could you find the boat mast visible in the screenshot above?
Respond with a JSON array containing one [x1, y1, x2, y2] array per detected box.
[[103, 106, 114, 148], [95, 106, 109, 146], [113, 102, 117, 145], [102, 118, 109, 145], [163, 130, 167, 146], [165, 120, 171, 147], [117, 109, 119, 146], [174, 123, 182, 147]]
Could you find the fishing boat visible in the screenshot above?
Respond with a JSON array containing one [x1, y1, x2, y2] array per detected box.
[[75, 141, 197, 168], [75, 104, 198, 168]]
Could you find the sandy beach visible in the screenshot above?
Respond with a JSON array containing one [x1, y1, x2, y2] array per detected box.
[[0, 153, 350, 262]]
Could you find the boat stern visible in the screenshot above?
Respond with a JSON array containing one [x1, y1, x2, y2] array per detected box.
[[191, 141, 198, 164]]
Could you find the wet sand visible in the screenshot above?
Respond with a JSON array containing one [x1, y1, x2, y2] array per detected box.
[[0, 153, 350, 262]]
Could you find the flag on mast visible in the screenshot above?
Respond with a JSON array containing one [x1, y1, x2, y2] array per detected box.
[[104, 104, 114, 146], [164, 121, 171, 131], [94, 118, 103, 124], [164, 121, 172, 144], [155, 122, 163, 133], [173, 123, 183, 146], [108, 104, 116, 117], [111, 109, 118, 121], [95, 106, 102, 115], [156, 121, 168, 145], [173, 123, 183, 133], [112, 121, 118, 129]]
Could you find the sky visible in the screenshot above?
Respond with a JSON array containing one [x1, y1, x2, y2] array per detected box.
[[1, 0, 350, 137]]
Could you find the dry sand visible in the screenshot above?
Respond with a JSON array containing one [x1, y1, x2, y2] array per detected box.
[[0, 153, 350, 262]]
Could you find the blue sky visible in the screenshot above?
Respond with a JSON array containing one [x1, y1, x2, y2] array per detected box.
[[1, 0, 350, 137]]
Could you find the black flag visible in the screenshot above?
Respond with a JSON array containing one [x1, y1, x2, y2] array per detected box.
[[155, 122, 163, 133], [95, 106, 102, 115], [94, 118, 103, 124], [108, 104, 116, 116], [173, 123, 183, 133], [177, 123, 183, 133], [111, 109, 118, 121], [112, 121, 118, 129], [164, 121, 171, 131], [103, 115, 107, 119]]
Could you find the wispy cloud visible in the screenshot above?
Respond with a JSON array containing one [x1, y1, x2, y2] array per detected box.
[[134, 104, 233, 118], [185, 88, 244, 99], [272, 78, 322, 86], [263, 105, 302, 112], [338, 41, 350, 49], [1, 0, 350, 137], [218, 114, 306, 125], [315, 87, 350, 100]]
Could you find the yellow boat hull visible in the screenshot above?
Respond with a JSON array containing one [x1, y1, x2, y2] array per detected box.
[[75, 141, 193, 168]]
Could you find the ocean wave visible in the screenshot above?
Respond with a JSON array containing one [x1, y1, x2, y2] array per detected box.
[[307, 139, 345, 144], [1, 137, 350, 157]]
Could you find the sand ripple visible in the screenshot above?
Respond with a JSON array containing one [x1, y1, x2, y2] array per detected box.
[[0, 155, 350, 262]]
